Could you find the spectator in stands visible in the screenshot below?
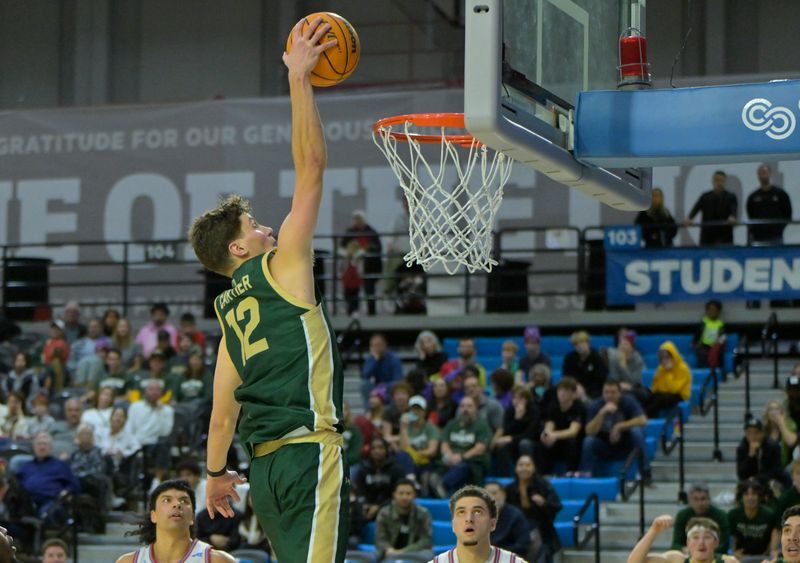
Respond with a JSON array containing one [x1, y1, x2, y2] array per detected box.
[[363, 333, 404, 408], [562, 330, 608, 399], [60, 301, 86, 345], [646, 342, 692, 418], [517, 327, 551, 385], [607, 330, 645, 396], [382, 381, 413, 451], [0, 392, 29, 441], [340, 209, 383, 316], [405, 367, 429, 399], [80, 385, 114, 435], [428, 378, 456, 429], [342, 401, 364, 477], [441, 337, 486, 389], [70, 424, 111, 512], [101, 308, 120, 338], [685, 170, 738, 246], [1, 353, 39, 407], [175, 460, 206, 515], [73, 342, 109, 396], [630, 514, 737, 563], [786, 373, 800, 434], [504, 454, 561, 562], [127, 379, 174, 486], [775, 460, 800, 522], [136, 303, 178, 358], [727, 478, 778, 560], [97, 406, 140, 502], [68, 318, 108, 375], [493, 386, 539, 477], [131, 350, 176, 403], [693, 300, 726, 369], [238, 491, 270, 553], [635, 187, 678, 248], [764, 399, 798, 469], [499, 341, 519, 375], [16, 432, 80, 522], [399, 396, 439, 482], [484, 481, 531, 558], [366, 388, 386, 432], [41, 538, 69, 562], [463, 372, 504, 434], [112, 318, 143, 372], [375, 478, 433, 561], [28, 393, 55, 437], [528, 363, 555, 407], [42, 320, 69, 392], [179, 312, 206, 350], [175, 351, 211, 404], [671, 482, 730, 553], [153, 329, 177, 361], [196, 504, 242, 552], [490, 368, 515, 410], [580, 379, 649, 482], [415, 330, 448, 377], [736, 418, 783, 487], [168, 334, 196, 379], [539, 376, 585, 476], [355, 437, 406, 521], [747, 164, 792, 245], [51, 398, 82, 458], [439, 395, 492, 495], [96, 348, 132, 403]]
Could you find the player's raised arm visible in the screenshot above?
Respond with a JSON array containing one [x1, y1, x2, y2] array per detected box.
[[272, 18, 337, 281], [628, 515, 673, 563]]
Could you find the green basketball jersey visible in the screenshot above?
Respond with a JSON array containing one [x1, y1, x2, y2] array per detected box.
[[214, 250, 343, 458]]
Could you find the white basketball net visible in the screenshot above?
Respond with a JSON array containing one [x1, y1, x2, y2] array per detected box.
[[373, 120, 513, 274]]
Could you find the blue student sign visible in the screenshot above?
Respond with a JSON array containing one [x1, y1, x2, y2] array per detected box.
[[606, 246, 800, 304]]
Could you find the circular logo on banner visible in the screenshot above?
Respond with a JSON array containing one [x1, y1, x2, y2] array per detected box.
[[741, 98, 796, 140]]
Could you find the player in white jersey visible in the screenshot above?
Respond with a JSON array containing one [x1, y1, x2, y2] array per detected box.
[[116, 480, 235, 563], [430, 485, 528, 563]]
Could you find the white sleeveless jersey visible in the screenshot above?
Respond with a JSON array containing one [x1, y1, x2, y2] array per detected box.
[[131, 539, 212, 563], [429, 546, 528, 563]]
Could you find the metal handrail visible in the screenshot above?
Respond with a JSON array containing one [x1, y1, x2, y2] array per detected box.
[[336, 318, 365, 373], [619, 446, 646, 537], [761, 312, 780, 389], [660, 407, 686, 503], [573, 492, 600, 563], [699, 367, 723, 461], [740, 334, 752, 421]]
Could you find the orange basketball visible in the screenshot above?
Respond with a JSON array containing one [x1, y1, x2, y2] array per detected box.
[[285, 12, 360, 87]]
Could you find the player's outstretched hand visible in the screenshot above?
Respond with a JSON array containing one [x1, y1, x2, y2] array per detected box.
[[283, 17, 338, 76], [206, 469, 247, 519], [649, 515, 673, 535]]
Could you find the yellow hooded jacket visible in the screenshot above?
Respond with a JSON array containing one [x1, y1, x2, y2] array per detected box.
[[652, 341, 692, 401]]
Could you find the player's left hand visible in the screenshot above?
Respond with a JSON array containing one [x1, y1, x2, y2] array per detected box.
[[206, 470, 247, 519]]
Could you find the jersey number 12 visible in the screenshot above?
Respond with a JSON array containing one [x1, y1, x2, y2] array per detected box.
[[224, 296, 268, 362]]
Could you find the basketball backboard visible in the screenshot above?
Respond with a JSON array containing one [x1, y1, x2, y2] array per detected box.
[[464, 0, 651, 210]]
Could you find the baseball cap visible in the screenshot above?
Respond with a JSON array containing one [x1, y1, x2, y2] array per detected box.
[[788, 375, 800, 389], [409, 395, 427, 410], [51, 319, 65, 331], [744, 418, 764, 431], [523, 325, 541, 342]]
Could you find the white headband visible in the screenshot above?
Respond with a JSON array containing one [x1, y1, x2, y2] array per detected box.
[[687, 525, 719, 541]]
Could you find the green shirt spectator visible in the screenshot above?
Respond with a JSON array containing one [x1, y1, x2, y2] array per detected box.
[[671, 484, 730, 554]]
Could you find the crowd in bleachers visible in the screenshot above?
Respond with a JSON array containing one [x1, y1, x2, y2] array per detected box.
[[2, 294, 799, 562]]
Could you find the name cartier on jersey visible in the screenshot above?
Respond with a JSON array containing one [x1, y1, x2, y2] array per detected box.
[[218, 275, 253, 308]]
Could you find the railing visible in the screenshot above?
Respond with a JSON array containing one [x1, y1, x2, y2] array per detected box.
[[337, 318, 365, 373], [699, 367, 723, 461], [761, 312, 780, 389], [661, 407, 686, 503], [740, 334, 752, 420], [573, 492, 601, 563], [2, 219, 800, 320], [619, 446, 646, 537]]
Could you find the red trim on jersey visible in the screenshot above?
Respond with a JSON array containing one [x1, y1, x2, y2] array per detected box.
[[448, 548, 455, 563], [204, 544, 211, 563], [132, 551, 139, 563], [494, 547, 502, 562]]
